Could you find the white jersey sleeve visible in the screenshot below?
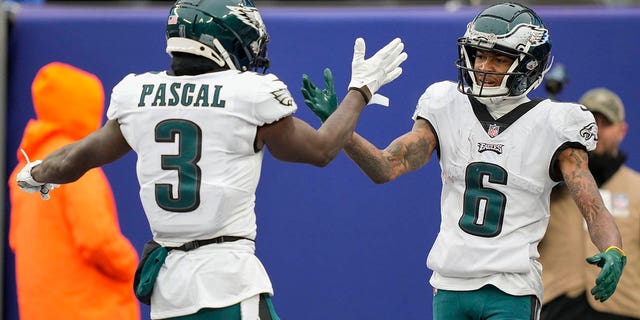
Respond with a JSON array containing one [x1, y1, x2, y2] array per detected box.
[[106, 73, 136, 121], [411, 81, 458, 145], [550, 101, 598, 152], [412, 81, 453, 125], [244, 73, 297, 125]]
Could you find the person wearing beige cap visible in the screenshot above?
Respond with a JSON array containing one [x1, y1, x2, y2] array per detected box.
[[581, 88, 625, 125], [540, 87, 639, 320]]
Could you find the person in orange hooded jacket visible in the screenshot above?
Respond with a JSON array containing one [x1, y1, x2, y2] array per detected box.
[[8, 62, 140, 320]]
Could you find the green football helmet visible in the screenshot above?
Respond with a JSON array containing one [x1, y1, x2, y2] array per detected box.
[[166, 0, 270, 72], [456, 2, 552, 98]]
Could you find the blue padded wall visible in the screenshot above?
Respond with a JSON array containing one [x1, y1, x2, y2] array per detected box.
[[4, 5, 640, 320]]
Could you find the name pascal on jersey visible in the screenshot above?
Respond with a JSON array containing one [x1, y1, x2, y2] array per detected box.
[[138, 83, 226, 108]]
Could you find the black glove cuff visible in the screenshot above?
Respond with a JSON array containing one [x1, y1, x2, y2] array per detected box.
[[348, 86, 371, 104]]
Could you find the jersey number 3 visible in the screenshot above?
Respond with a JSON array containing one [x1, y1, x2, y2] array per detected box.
[[155, 119, 202, 212], [459, 162, 507, 237]]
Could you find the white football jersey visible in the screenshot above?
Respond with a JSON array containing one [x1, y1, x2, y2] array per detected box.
[[413, 81, 597, 300], [107, 70, 296, 317]]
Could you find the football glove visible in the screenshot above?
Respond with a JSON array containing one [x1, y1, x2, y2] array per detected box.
[[301, 68, 338, 122], [302, 67, 391, 122], [348, 37, 407, 104], [586, 246, 627, 302], [16, 149, 58, 200]]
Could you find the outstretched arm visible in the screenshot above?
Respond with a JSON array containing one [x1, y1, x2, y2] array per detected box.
[[559, 146, 626, 302], [31, 119, 131, 183], [300, 65, 435, 182], [258, 38, 407, 167], [257, 90, 368, 167], [559, 147, 622, 250], [344, 118, 437, 184]]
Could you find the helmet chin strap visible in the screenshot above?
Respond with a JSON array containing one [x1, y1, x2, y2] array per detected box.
[[212, 38, 238, 70], [166, 37, 237, 70]]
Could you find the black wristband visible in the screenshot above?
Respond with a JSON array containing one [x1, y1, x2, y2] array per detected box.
[[348, 87, 371, 104]]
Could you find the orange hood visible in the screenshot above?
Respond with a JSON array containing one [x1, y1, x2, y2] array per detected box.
[[17, 62, 104, 160]]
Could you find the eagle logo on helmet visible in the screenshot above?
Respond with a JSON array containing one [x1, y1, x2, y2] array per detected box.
[[467, 29, 498, 48], [227, 5, 266, 36], [227, 5, 268, 57], [528, 26, 549, 46]]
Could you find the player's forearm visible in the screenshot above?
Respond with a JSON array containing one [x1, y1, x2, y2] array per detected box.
[[344, 132, 395, 184], [586, 213, 623, 252], [31, 121, 129, 183], [32, 142, 92, 184], [561, 148, 623, 250], [567, 179, 622, 251], [315, 90, 367, 162], [345, 125, 434, 184]]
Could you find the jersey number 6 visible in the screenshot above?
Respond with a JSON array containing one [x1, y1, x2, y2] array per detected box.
[[459, 162, 507, 237]]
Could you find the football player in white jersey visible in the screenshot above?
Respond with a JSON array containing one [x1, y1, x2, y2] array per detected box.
[[302, 2, 626, 319], [14, 0, 407, 319]]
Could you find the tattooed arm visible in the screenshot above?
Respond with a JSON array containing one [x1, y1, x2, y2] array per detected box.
[[344, 118, 437, 184], [558, 147, 623, 251]]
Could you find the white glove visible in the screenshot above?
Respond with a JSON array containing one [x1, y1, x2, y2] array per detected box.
[[16, 149, 58, 200], [348, 37, 408, 104]]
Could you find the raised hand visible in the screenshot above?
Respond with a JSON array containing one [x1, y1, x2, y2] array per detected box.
[[348, 37, 407, 103], [301, 68, 338, 122]]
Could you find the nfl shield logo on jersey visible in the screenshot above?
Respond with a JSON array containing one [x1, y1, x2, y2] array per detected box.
[[487, 124, 500, 138]]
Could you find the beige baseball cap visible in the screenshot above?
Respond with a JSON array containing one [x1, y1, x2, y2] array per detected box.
[[579, 88, 625, 123]]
